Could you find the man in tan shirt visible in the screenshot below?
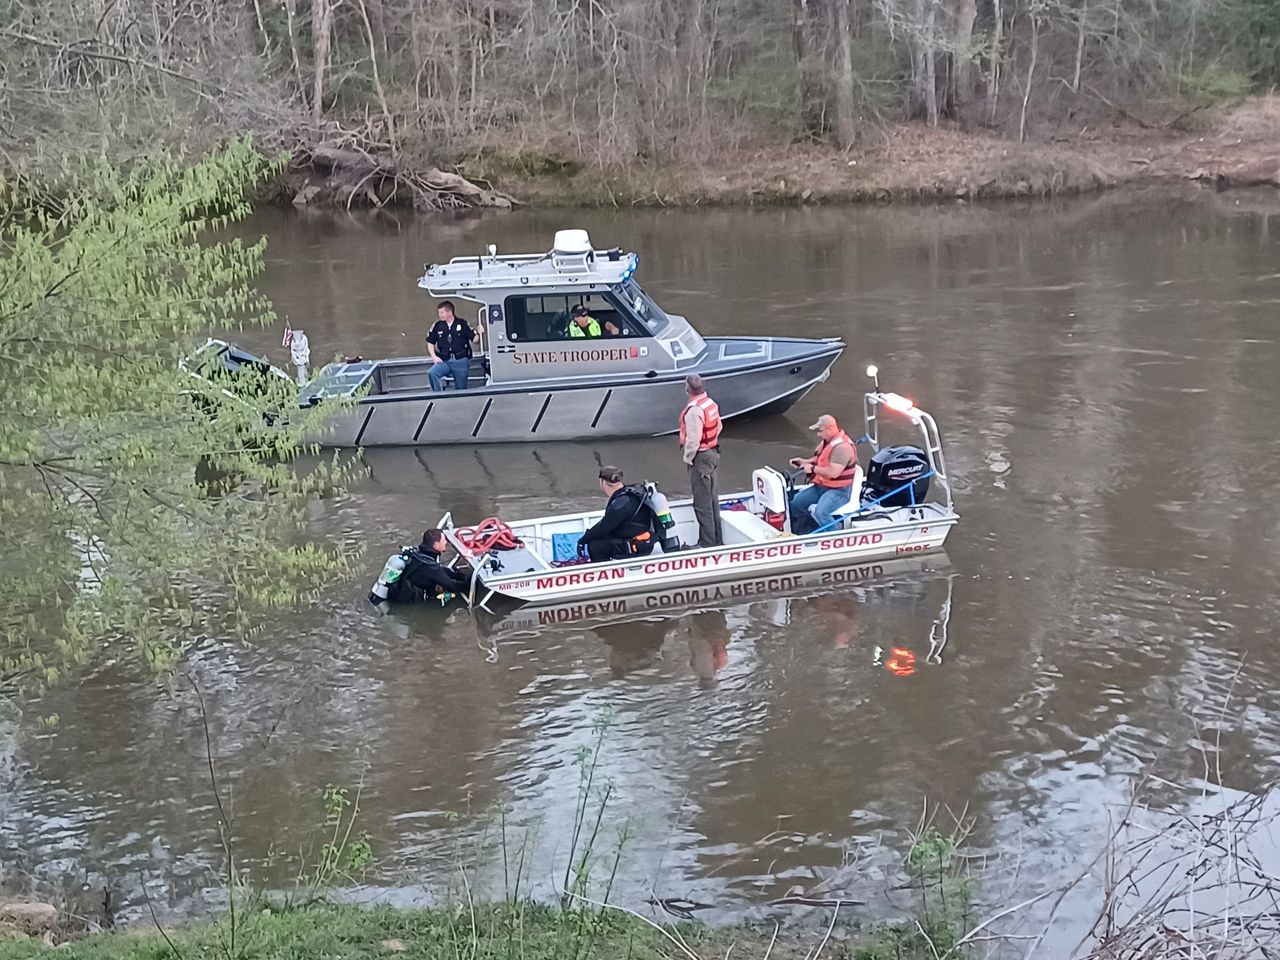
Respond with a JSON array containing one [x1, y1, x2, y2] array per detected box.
[[679, 374, 723, 547]]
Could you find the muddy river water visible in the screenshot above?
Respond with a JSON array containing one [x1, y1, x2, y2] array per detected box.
[[3, 192, 1279, 945]]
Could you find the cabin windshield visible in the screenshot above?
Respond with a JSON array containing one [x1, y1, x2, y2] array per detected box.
[[617, 280, 671, 336], [504, 292, 648, 342]]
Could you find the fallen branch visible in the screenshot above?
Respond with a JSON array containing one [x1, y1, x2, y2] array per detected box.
[[294, 142, 518, 211], [0, 29, 221, 94], [1082, 83, 1154, 129], [768, 896, 867, 908], [561, 891, 704, 960]]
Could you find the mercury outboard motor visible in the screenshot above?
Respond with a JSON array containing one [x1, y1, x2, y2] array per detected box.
[[862, 445, 931, 507]]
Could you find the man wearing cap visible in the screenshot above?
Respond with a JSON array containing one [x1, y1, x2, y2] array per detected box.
[[788, 414, 858, 534], [578, 466, 659, 562], [568, 305, 602, 338]]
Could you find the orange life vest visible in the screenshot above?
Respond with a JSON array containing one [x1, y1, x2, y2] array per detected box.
[[812, 431, 858, 489], [679, 393, 722, 451]]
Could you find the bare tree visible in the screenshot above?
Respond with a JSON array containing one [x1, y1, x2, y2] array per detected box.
[[311, 0, 334, 128], [832, 0, 858, 146]]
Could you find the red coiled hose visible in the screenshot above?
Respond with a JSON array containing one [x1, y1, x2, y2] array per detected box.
[[454, 517, 522, 553]]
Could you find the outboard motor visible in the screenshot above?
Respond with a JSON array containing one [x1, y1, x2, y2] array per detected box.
[[369, 552, 407, 605], [862, 445, 931, 507]]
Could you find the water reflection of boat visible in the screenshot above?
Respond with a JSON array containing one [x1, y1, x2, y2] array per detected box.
[[478, 554, 953, 644]]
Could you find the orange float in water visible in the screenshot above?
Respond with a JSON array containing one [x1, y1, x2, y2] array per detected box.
[[885, 647, 916, 677]]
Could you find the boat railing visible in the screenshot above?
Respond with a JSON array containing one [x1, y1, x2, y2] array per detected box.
[[815, 470, 940, 534], [420, 245, 638, 294], [862, 383, 953, 512]]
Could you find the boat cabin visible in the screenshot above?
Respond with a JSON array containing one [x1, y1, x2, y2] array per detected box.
[[302, 230, 709, 403]]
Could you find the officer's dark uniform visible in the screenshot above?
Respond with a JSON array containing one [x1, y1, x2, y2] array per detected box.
[[578, 485, 658, 563]]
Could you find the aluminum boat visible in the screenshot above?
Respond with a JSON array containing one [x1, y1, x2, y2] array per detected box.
[[189, 229, 846, 447], [435, 376, 957, 612]]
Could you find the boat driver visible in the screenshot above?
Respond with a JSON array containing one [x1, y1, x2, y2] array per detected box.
[[788, 414, 858, 534], [568, 304, 603, 338], [577, 466, 658, 562]]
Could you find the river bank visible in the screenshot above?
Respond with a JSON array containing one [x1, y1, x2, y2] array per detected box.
[[274, 97, 1280, 210], [0, 900, 942, 960]]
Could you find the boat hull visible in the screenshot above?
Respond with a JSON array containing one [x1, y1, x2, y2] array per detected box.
[[307, 338, 842, 447], [466, 507, 957, 610]]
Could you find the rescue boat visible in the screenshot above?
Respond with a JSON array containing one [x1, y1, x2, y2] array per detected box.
[[439, 372, 959, 613]]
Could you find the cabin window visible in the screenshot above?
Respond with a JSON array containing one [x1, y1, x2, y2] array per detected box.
[[616, 280, 671, 336], [503, 293, 648, 342]]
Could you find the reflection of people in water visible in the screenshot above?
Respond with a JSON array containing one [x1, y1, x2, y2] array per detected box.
[[687, 610, 730, 689], [595, 621, 671, 679], [810, 593, 861, 649]]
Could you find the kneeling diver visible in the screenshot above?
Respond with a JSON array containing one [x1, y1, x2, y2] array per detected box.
[[370, 528, 473, 606], [578, 466, 662, 563]]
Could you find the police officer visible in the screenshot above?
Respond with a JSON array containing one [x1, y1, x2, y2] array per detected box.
[[578, 466, 658, 562], [568, 304, 602, 338], [427, 300, 482, 391]]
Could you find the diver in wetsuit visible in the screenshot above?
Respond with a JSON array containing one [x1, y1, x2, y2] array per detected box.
[[378, 529, 472, 605], [577, 466, 659, 563]]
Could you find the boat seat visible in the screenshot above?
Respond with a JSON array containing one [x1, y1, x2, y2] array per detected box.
[[720, 509, 788, 545]]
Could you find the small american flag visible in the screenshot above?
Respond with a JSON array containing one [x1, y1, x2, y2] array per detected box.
[[281, 323, 294, 348]]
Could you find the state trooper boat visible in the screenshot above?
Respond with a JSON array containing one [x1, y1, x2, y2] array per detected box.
[[430, 372, 959, 613], [283, 228, 843, 446]]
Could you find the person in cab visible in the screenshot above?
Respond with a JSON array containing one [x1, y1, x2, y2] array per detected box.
[[568, 304, 603, 338], [577, 466, 658, 562]]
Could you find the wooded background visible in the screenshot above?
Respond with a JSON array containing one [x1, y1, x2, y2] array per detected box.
[[2, 0, 1278, 169]]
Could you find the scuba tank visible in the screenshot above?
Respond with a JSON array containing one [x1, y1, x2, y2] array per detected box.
[[368, 552, 406, 604], [643, 482, 680, 552]]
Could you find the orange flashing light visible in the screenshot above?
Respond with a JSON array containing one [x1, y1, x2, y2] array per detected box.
[[885, 647, 917, 677], [883, 393, 915, 413]]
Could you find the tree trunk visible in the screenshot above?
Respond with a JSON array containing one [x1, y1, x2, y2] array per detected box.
[[310, 0, 334, 127], [1019, 11, 1039, 143], [356, 0, 396, 153], [791, 0, 826, 138], [952, 0, 978, 110], [923, 0, 938, 127], [365, 0, 387, 55], [283, 0, 306, 102], [1072, 0, 1087, 92], [832, 0, 856, 147], [986, 0, 1003, 125]]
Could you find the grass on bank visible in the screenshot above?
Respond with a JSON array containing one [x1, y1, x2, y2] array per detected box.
[[0, 902, 694, 960], [0, 822, 974, 960], [0, 898, 970, 960]]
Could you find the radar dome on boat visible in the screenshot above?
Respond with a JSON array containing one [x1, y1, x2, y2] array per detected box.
[[553, 229, 592, 255]]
